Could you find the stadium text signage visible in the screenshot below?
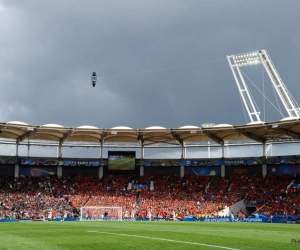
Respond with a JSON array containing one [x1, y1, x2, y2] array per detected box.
[[20, 157, 103, 166], [64, 160, 100, 166], [200, 217, 263, 222], [203, 218, 231, 222], [224, 160, 244, 165]]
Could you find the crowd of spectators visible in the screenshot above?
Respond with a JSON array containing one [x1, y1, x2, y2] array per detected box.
[[1, 173, 300, 220], [0, 176, 74, 220]]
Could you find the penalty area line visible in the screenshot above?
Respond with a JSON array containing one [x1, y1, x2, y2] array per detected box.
[[87, 231, 240, 250]]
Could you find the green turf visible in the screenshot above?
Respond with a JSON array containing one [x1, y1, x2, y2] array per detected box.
[[0, 221, 300, 250]]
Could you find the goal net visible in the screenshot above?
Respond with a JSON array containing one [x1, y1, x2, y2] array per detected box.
[[80, 206, 123, 221]]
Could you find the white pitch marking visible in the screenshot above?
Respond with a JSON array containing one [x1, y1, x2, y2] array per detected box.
[[88, 231, 240, 250]]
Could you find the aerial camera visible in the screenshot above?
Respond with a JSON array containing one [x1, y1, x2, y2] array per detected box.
[[91, 72, 97, 87]]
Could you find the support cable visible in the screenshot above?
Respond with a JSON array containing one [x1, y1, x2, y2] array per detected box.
[[240, 69, 284, 117], [66, 0, 92, 71], [98, 58, 225, 79], [263, 66, 265, 121]]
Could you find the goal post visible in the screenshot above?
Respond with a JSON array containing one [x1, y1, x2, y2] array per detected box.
[[80, 206, 123, 221]]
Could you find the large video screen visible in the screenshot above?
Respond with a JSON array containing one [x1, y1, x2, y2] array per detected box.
[[108, 151, 136, 170]]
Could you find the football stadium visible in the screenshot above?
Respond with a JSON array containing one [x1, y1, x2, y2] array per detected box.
[[2, 1, 300, 249], [1, 50, 300, 249]]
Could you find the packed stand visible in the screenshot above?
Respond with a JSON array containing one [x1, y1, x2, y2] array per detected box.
[[1, 173, 300, 221]]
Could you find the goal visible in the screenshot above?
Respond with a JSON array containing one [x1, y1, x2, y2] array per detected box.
[[80, 206, 123, 221]]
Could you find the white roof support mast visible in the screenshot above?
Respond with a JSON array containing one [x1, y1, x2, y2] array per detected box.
[[227, 50, 300, 122], [258, 50, 300, 118], [227, 51, 262, 123]]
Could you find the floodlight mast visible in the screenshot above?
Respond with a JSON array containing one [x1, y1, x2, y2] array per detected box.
[[258, 50, 300, 118], [227, 52, 262, 123], [227, 50, 300, 122]]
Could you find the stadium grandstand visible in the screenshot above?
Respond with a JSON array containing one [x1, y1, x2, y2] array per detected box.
[[1, 50, 300, 223]]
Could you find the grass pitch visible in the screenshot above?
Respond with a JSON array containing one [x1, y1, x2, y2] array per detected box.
[[0, 221, 299, 250]]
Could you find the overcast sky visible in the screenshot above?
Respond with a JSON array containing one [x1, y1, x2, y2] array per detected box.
[[1, 0, 300, 158]]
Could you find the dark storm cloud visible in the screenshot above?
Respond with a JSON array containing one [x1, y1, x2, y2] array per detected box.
[[1, 0, 300, 130]]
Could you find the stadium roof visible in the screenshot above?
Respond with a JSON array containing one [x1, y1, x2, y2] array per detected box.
[[0, 118, 300, 148]]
